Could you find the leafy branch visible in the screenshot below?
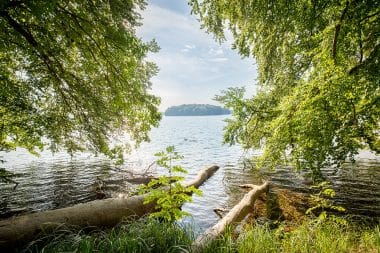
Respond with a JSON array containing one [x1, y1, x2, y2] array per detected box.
[[139, 146, 202, 222], [306, 181, 346, 224]]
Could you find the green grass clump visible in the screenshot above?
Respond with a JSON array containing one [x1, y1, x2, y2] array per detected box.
[[24, 218, 193, 253], [23, 218, 380, 253], [202, 219, 380, 253]]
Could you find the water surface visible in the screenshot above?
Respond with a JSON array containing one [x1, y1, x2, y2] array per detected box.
[[1, 116, 379, 232]]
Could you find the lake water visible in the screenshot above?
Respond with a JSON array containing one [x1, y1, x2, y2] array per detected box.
[[1, 115, 379, 232]]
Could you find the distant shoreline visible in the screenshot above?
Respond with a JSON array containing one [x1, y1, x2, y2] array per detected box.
[[164, 114, 230, 117], [164, 104, 231, 116]]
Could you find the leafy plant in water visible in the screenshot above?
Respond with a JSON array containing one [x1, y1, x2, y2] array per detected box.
[[139, 146, 202, 222], [306, 181, 346, 224]]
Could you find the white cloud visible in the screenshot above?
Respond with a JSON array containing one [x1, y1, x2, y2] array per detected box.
[[180, 44, 196, 53], [137, 3, 258, 111], [138, 5, 207, 44], [185, 44, 196, 49], [209, 57, 228, 63], [208, 47, 224, 56]]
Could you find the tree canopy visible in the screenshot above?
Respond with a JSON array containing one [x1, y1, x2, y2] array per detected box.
[[0, 0, 161, 161], [190, 0, 379, 176]]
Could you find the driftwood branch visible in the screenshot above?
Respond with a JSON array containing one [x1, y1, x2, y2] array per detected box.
[[213, 208, 228, 219], [0, 165, 219, 250], [192, 181, 269, 252], [125, 176, 157, 185]]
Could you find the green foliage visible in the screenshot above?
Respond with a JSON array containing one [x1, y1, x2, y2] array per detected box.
[[306, 181, 346, 224], [191, 0, 380, 174], [20, 216, 380, 253], [139, 146, 202, 222], [202, 220, 380, 253], [25, 218, 193, 253], [0, 0, 161, 161]]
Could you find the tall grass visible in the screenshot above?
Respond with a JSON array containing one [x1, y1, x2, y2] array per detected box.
[[203, 219, 380, 253], [23, 218, 193, 253], [22, 218, 380, 253]]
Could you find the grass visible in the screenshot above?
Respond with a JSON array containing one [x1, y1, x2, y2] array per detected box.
[[203, 219, 380, 253], [22, 217, 193, 253], [21, 217, 380, 253]]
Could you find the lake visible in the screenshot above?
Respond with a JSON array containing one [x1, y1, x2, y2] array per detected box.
[[1, 115, 379, 232]]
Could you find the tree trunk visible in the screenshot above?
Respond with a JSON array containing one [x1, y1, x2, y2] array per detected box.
[[0, 165, 219, 250], [192, 181, 269, 252], [125, 176, 158, 184]]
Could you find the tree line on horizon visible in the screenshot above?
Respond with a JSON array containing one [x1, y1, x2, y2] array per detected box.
[[164, 104, 231, 116]]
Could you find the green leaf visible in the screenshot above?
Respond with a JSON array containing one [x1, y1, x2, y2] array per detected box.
[[141, 146, 202, 221], [1, 0, 161, 159], [172, 165, 187, 174], [190, 0, 380, 177]]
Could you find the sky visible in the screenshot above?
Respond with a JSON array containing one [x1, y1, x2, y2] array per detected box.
[[137, 0, 258, 111]]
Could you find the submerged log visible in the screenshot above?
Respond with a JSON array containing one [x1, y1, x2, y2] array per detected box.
[[192, 181, 269, 251], [125, 176, 158, 184], [213, 208, 228, 219], [0, 165, 219, 250]]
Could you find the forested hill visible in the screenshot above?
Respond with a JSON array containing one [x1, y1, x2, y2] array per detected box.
[[165, 104, 231, 116]]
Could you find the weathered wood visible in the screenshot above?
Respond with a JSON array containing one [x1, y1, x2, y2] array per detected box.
[[213, 208, 228, 219], [192, 181, 269, 251], [125, 176, 158, 184], [0, 165, 219, 250], [182, 165, 219, 188], [125, 176, 180, 186]]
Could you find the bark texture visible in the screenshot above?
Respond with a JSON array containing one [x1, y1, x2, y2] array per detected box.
[[192, 181, 269, 251]]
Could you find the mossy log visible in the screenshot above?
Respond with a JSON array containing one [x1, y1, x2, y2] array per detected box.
[[192, 181, 269, 251], [0, 165, 219, 250]]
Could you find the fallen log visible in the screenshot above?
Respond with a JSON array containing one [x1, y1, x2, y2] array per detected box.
[[192, 181, 269, 251], [0, 165, 219, 250], [125, 176, 158, 184]]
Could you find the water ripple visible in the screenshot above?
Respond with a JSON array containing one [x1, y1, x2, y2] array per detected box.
[[0, 116, 379, 230]]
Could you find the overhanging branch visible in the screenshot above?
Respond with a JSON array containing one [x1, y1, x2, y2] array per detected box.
[[332, 1, 349, 61]]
